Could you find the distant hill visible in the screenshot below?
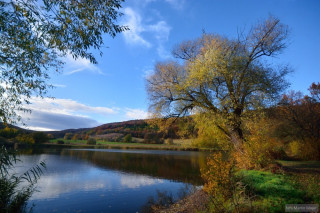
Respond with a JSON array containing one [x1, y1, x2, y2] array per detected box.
[[0, 123, 33, 133], [44, 119, 156, 139], [1, 118, 185, 140]]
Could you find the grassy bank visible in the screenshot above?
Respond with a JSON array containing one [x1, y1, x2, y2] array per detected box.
[[160, 161, 320, 213], [46, 138, 204, 151]]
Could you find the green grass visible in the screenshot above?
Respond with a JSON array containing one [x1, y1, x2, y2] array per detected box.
[[238, 170, 310, 212], [277, 160, 320, 205], [47, 138, 200, 151], [50, 138, 160, 146]]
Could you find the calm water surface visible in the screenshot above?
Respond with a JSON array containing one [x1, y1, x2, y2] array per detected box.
[[16, 147, 208, 212]]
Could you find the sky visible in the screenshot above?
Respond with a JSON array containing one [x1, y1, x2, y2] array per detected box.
[[21, 0, 320, 131]]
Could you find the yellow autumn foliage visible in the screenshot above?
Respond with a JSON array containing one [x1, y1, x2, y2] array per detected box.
[[235, 114, 284, 169], [201, 152, 235, 198]]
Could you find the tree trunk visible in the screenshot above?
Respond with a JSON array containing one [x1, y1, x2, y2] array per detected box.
[[229, 111, 244, 152], [230, 127, 244, 152]]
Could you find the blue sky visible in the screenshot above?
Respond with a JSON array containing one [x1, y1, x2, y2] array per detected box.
[[22, 0, 320, 131]]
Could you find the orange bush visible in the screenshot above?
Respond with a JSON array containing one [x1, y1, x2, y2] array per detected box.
[[201, 152, 235, 197]]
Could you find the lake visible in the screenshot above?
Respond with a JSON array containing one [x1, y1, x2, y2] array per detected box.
[[15, 147, 208, 212]]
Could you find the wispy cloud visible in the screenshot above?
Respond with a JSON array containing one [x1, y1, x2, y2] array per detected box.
[[165, 0, 186, 10], [125, 108, 151, 120], [64, 53, 103, 75], [27, 97, 117, 116], [122, 8, 151, 47], [147, 20, 171, 58], [140, 0, 186, 9], [52, 84, 66, 88], [122, 7, 171, 58]]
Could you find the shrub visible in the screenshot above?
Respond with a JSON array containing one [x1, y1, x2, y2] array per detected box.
[[47, 134, 54, 139], [236, 114, 284, 169], [57, 140, 64, 145], [71, 134, 80, 140], [63, 133, 73, 140], [0, 146, 45, 212], [87, 138, 96, 145], [201, 152, 252, 212], [143, 133, 164, 144], [32, 132, 49, 144], [15, 134, 35, 144], [0, 127, 19, 139], [164, 138, 174, 145], [123, 134, 132, 143], [234, 138, 277, 170]]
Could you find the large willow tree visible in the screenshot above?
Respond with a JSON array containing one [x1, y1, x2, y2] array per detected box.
[[146, 16, 290, 149], [0, 0, 127, 124]]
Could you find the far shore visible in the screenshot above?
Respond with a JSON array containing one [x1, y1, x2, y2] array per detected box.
[[41, 142, 214, 152]]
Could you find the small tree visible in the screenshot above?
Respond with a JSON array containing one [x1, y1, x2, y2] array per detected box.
[[32, 132, 49, 144], [71, 134, 80, 140], [123, 134, 132, 143], [144, 133, 164, 144], [47, 134, 54, 139], [87, 138, 96, 145], [64, 133, 73, 140]]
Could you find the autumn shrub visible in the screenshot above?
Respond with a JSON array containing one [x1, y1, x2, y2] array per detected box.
[[15, 134, 35, 144], [87, 138, 96, 145], [234, 139, 279, 170], [201, 152, 252, 212], [123, 134, 132, 143], [235, 114, 285, 170], [164, 138, 174, 145], [143, 133, 164, 144]]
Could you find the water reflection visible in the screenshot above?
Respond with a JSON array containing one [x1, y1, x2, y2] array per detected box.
[[17, 148, 208, 212]]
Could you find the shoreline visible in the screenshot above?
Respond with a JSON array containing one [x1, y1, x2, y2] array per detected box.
[[154, 189, 208, 213], [37, 142, 217, 152]]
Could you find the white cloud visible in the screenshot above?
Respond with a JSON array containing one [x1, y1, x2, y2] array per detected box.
[[64, 53, 103, 75], [122, 8, 151, 47], [147, 21, 171, 58], [142, 67, 154, 78], [122, 7, 171, 58], [19, 97, 118, 130], [147, 21, 170, 41], [21, 110, 100, 131], [125, 108, 151, 120], [52, 84, 66, 88], [27, 97, 116, 116], [17, 97, 152, 131]]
